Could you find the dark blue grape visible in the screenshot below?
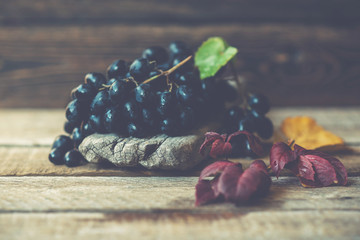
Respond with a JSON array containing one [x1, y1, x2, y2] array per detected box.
[[175, 72, 201, 92], [109, 79, 136, 104], [228, 135, 256, 158], [248, 93, 270, 115], [255, 116, 273, 139], [142, 108, 160, 131], [84, 72, 106, 90], [200, 77, 217, 101], [148, 70, 167, 92], [179, 107, 196, 130], [218, 80, 237, 102], [129, 58, 155, 82], [65, 99, 88, 124], [48, 148, 66, 165], [88, 114, 106, 133], [64, 121, 77, 134], [103, 106, 126, 134], [81, 121, 95, 137], [90, 90, 111, 114], [238, 117, 256, 132], [123, 101, 141, 122], [71, 83, 97, 102], [64, 149, 84, 167], [176, 85, 196, 106], [169, 41, 192, 57], [157, 91, 176, 116], [134, 84, 156, 106], [160, 118, 180, 136], [51, 135, 73, 152], [225, 106, 245, 125], [71, 127, 84, 148], [142, 46, 168, 64], [106, 59, 128, 80], [127, 122, 145, 138]]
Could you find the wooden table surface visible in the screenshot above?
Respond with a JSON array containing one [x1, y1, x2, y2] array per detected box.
[[0, 107, 360, 239]]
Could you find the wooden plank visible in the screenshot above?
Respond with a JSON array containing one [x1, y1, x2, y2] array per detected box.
[[1, 0, 359, 26], [0, 177, 360, 212], [0, 24, 359, 107], [1, 145, 360, 176], [0, 108, 359, 146], [0, 211, 359, 240]]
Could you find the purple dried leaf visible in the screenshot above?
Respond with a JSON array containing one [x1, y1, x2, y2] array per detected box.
[[297, 156, 316, 181], [199, 132, 224, 156], [199, 160, 236, 180], [235, 160, 272, 203], [227, 131, 264, 156], [209, 139, 232, 159], [270, 142, 295, 178], [217, 163, 243, 201], [195, 179, 219, 206]]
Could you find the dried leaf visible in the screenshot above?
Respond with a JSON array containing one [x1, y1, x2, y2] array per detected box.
[[269, 142, 295, 178], [199, 132, 225, 156], [199, 160, 235, 180], [280, 116, 345, 150], [195, 160, 271, 206]]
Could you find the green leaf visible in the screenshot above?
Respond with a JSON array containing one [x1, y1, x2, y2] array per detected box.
[[195, 37, 238, 79]]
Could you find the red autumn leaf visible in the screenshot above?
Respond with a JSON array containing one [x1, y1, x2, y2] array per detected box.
[[199, 132, 226, 156], [228, 131, 264, 156], [217, 163, 244, 201], [235, 160, 272, 203], [195, 160, 271, 206], [269, 142, 295, 178], [200, 131, 264, 160], [270, 142, 348, 188], [195, 178, 221, 206], [199, 160, 235, 180]]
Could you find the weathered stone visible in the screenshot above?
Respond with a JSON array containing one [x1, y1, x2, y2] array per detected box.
[[79, 127, 211, 170]]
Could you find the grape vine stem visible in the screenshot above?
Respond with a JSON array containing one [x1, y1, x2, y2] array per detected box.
[[142, 56, 192, 85]]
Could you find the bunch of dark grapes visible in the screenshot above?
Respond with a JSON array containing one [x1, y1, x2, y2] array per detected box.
[[49, 41, 237, 167], [223, 93, 273, 158]]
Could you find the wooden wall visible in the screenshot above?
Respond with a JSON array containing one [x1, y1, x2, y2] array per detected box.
[[0, 0, 359, 108]]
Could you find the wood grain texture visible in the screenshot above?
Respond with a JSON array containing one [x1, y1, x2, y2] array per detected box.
[[1, 211, 360, 240], [0, 24, 359, 107], [0, 176, 359, 212], [0, 177, 360, 240], [1, 0, 359, 26]]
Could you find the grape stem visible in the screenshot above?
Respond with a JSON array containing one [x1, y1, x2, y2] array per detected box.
[[142, 56, 192, 85]]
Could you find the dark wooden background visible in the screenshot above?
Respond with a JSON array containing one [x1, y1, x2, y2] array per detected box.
[[0, 0, 359, 108]]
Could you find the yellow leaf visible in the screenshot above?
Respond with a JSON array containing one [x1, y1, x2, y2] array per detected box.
[[280, 116, 345, 150]]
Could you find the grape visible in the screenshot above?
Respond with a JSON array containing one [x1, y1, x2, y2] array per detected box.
[[65, 99, 87, 124], [90, 90, 111, 114], [157, 91, 176, 116], [123, 101, 141, 121], [238, 117, 256, 132], [64, 121, 76, 134], [71, 127, 84, 148], [171, 54, 194, 73], [106, 59, 128, 80], [142, 46, 168, 64], [160, 118, 180, 136], [175, 72, 201, 92], [71, 83, 96, 102], [88, 114, 106, 133], [169, 41, 192, 57], [48, 148, 66, 165], [103, 106, 126, 134], [109, 79, 136, 104], [142, 108, 160, 131], [64, 149, 84, 167], [179, 107, 196, 130], [129, 58, 155, 82], [127, 122, 145, 138], [255, 116, 274, 139], [51, 135, 73, 152], [176, 85, 196, 106], [84, 73, 106, 90], [81, 121, 95, 137], [248, 93, 270, 115], [134, 83, 156, 106]]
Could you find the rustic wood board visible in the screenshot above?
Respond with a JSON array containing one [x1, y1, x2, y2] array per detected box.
[[0, 176, 360, 239]]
